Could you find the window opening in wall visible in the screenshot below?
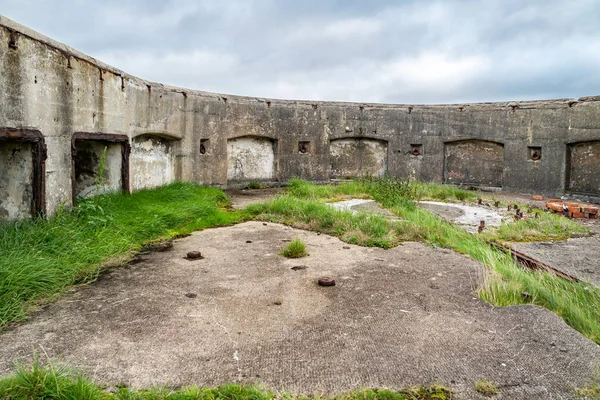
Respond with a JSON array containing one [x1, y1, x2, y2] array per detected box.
[[71, 133, 130, 205], [200, 139, 209, 155], [298, 141, 311, 154], [528, 146, 542, 161], [410, 144, 423, 156]]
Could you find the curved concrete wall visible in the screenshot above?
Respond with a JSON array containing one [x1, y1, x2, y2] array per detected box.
[[1, 15, 600, 218]]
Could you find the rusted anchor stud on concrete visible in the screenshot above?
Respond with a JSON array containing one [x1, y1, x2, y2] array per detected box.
[[494, 201, 500, 208], [318, 277, 336, 287], [478, 220, 485, 233], [477, 198, 482, 205], [185, 251, 204, 260]]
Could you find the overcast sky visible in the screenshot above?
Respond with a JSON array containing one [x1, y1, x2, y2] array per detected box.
[[2, 0, 599, 104]]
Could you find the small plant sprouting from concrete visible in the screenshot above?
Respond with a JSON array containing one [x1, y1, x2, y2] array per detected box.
[[474, 380, 498, 396], [576, 367, 600, 399], [247, 181, 262, 189], [281, 239, 308, 258]]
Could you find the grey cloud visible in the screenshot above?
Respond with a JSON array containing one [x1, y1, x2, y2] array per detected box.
[[2, 0, 599, 103]]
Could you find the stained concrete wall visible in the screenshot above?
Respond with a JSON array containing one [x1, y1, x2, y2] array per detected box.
[[130, 135, 174, 191], [330, 138, 388, 179], [1, 14, 600, 218], [0, 142, 33, 219], [444, 140, 504, 187], [568, 141, 600, 195]]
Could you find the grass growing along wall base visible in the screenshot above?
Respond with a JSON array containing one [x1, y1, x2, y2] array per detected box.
[[0, 182, 244, 330]]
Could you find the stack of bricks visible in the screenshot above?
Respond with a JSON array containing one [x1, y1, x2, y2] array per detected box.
[[546, 200, 598, 219]]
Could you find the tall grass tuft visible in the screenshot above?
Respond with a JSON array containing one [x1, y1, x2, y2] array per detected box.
[[280, 239, 308, 258]]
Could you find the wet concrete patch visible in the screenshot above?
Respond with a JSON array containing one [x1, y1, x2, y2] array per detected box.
[[1, 222, 599, 399], [419, 201, 504, 233], [327, 199, 401, 220]]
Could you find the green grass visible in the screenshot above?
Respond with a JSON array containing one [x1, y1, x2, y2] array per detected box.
[[576, 368, 600, 399], [280, 239, 308, 258], [247, 181, 262, 190], [483, 207, 589, 242], [0, 182, 244, 329], [0, 361, 452, 400], [474, 380, 498, 396], [246, 196, 413, 248], [259, 179, 600, 344]]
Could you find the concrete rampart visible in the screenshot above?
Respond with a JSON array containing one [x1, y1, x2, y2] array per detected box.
[[1, 15, 599, 219]]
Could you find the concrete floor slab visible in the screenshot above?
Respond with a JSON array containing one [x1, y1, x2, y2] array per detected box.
[[1, 222, 599, 399], [511, 220, 600, 286]]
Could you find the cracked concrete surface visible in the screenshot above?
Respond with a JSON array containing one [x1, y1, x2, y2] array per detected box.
[[1, 222, 599, 399]]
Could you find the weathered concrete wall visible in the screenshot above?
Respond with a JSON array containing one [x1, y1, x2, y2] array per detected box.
[[130, 135, 174, 191], [568, 141, 600, 195], [444, 140, 504, 187], [1, 14, 600, 218], [330, 138, 387, 179], [227, 136, 276, 182], [0, 142, 33, 219]]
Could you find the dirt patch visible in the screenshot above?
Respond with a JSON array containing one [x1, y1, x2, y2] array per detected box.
[[226, 188, 283, 209], [1, 223, 599, 399]]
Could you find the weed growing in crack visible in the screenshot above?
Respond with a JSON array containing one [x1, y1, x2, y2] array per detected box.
[[474, 380, 498, 396]]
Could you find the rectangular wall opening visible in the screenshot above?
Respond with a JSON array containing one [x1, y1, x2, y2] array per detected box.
[[0, 128, 46, 219], [72, 133, 130, 203]]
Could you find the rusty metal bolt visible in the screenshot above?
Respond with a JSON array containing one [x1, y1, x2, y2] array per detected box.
[[318, 277, 336, 287], [531, 150, 541, 161], [478, 220, 485, 233], [186, 251, 204, 260], [411, 147, 421, 156], [494, 201, 500, 208], [477, 198, 482, 205]]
